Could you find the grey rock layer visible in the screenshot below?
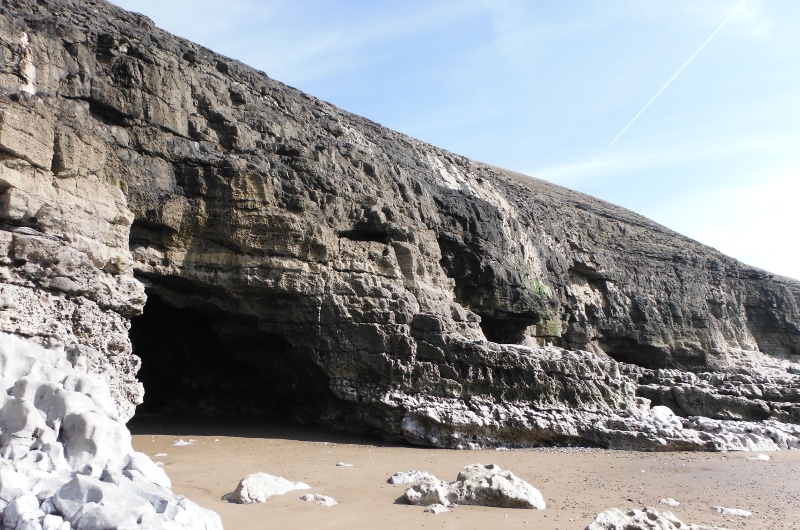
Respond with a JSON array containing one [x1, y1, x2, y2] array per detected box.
[[0, 0, 798, 455]]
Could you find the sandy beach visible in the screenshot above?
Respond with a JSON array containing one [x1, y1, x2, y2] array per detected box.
[[129, 416, 800, 529]]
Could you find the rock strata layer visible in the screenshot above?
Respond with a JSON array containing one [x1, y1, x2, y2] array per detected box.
[[0, 0, 799, 466]]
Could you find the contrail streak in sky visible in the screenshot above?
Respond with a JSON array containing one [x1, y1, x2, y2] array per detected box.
[[610, 0, 748, 146]]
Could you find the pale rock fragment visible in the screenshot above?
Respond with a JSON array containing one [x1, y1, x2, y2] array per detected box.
[[713, 506, 751, 517], [3, 493, 44, 529], [403, 464, 545, 510], [660, 498, 680, 507], [225, 473, 310, 504], [404, 476, 452, 507], [586, 507, 725, 530], [41, 514, 65, 530], [451, 464, 545, 509], [424, 503, 449, 514], [651, 406, 683, 430], [389, 470, 433, 484], [126, 451, 171, 488], [299, 493, 337, 506]]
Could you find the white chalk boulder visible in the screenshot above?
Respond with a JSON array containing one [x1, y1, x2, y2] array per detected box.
[[586, 507, 725, 530], [451, 464, 546, 509], [388, 469, 433, 484], [226, 473, 310, 504], [404, 475, 453, 507], [713, 506, 751, 517], [651, 406, 683, 430], [403, 464, 545, 510]]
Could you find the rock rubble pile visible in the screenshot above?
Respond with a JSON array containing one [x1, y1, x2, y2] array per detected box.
[[0, 333, 221, 529]]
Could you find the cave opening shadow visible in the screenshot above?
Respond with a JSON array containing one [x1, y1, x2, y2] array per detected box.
[[128, 290, 328, 424]]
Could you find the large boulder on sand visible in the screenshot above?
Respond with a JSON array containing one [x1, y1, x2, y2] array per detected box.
[[225, 473, 311, 504], [403, 464, 545, 509], [404, 476, 453, 507], [451, 463, 547, 509]]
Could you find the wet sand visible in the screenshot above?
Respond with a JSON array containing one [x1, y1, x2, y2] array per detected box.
[[130, 416, 800, 529]]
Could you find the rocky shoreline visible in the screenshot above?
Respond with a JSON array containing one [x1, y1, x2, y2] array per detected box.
[[129, 417, 800, 530], [0, 0, 799, 527]]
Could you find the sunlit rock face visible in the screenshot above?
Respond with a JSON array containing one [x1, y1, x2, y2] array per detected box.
[[0, 332, 222, 529], [0, 0, 798, 456]]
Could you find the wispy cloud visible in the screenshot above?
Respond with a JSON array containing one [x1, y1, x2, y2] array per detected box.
[[609, 0, 749, 145], [114, 0, 487, 85], [525, 134, 800, 186], [229, 1, 488, 85]]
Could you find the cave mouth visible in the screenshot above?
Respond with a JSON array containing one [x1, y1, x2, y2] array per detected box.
[[600, 336, 709, 370], [128, 289, 332, 422], [476, 310, 543, 345]]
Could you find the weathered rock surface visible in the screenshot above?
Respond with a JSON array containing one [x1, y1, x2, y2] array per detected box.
[[451, 463, 546, 509], [0, 332, 221, 529], [712, 506, 751, 517], [225, 473, 310, 504], [404, 476, 453, 507], [402, 464, 545, 509], [299, 493, 337, 507], [1, 0, 799, 525], [423, 503, 449, 514], [0, 0, 798, 466], [388, 470, 433, 485], [586, 507, 725, 530]]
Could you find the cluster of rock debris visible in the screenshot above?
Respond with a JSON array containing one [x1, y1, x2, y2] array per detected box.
[[0, 333, 221, 529], [0, 0, 799, 527], [224, 463, 737, 529]]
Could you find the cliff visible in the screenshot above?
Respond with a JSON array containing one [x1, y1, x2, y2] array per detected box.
[[0, 0, 799, 460]]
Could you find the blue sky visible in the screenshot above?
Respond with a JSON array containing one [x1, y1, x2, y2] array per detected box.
[[113, 0, 800, 280]]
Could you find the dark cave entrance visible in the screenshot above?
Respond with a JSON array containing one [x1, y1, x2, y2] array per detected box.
[[128, 289, 332, 421], [477, 312, 536, 345]]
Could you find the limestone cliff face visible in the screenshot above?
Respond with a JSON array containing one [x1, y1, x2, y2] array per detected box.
[[1, 0, 799, 449]]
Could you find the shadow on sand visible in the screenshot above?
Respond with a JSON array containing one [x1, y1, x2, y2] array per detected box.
[[127, 413, 406, 449]]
